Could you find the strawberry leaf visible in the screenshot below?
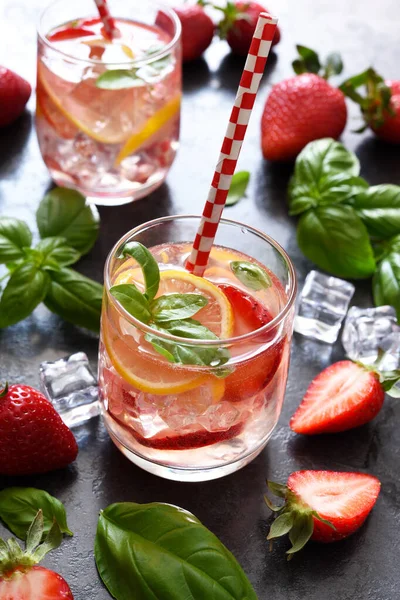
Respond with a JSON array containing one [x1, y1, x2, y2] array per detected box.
[[264, 495, 282, 512], [286, 513, 314, 557], [267, 481, 289, 498], [267, 512, 294, 540]]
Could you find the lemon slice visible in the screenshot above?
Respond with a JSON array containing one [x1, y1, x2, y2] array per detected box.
[[115, 94, 181, 164], [103, 320, 225, 397], [114, 266, 234, 338]]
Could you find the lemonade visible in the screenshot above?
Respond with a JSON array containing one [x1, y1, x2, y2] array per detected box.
[[98, 217, 296, 481], [36, 0, 181, 204]]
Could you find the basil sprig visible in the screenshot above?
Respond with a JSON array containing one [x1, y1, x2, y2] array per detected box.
[[110, 242, 230, 368], [231, 260, 271, 291], [0, 187, 102, 331], [0, 487, 72, 540], [94, 502, 258, 600]]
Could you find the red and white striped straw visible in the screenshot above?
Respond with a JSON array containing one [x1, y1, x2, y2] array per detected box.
[[186, 13, 278, 276], [94, 0, 119, 39]]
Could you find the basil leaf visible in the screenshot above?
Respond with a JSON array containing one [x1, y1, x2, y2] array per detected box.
[[147, 320, 231, 367], [230, 260, 271, 291], [44, 267, 103, 332], [94, 502, 258, 600], [0, 217, 32, 263], [36, 187, 100, 255], [289, 174, 368, 216], [297, 205, 376, 279], [373, 250, 400, 320], [110, 284, 151, 324], [96, 69, 142, 90], [36, 237, 81, 270], [226, 171, 250, 206], [0, 487, 72, 540], [120, 242, 160, 301], [0, 261, 50, 328], [151, 293, 207, 322], [353, 184, 400, 239]]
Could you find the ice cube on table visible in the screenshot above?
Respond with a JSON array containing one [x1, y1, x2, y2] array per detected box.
[[294, 270, 355, 344], [342, 305, 400, 370], [39, 352, 100, 427]]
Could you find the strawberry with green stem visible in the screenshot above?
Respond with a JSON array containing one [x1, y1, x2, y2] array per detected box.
[[265, 471, 381, 557], [340, 67, 400, 143], [290, 356, 400, 435], [261, 45, 347, 161], [0, 510, 73, 599]]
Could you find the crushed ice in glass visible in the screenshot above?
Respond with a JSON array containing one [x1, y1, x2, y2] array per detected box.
[[294, 270, 355, 344], [40, 352, 100, 427], [342, 305, 400, 370]]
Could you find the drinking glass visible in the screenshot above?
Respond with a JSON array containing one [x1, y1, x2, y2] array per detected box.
[[98, 215, 297, 481], [36, 0, 181, 205]]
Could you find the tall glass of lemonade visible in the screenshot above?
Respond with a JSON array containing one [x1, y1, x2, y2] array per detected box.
[[98, 216, 297, 481], [36, 0, 181, 205]]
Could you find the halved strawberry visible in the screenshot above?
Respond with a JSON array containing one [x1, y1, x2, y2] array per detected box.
[[0, 510, 73, 599], [290, 360, 388, 435], [47, 27, 96, 42], [219, 284, 284, 401], [265, 470, 381, 556]]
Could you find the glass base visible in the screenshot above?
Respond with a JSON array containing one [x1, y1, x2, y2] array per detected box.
[[106, 426, 271, 482], [51, 171, 166, 206]]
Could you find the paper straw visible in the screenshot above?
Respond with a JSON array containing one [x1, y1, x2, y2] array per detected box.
[[94, 0, 119, 39], [186, 13, 278, 276]]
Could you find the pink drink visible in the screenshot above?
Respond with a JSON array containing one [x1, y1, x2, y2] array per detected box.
[[98, 218, 296, 482], [36, 5, 181, 204]]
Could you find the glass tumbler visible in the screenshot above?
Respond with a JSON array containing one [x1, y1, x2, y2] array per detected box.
[[36, 0, 181, 205], [98, 215, 297, 481]]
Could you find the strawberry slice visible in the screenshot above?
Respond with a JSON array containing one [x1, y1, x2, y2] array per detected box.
[[290, 360, 385, 435], [0, 511, 73, 599], [219, 284, 284, 401], [48, 27, 96, 42], [265, 470, 381, 555]]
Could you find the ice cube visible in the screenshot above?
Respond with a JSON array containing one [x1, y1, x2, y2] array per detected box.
[[199, 402, 240, 433], [342, 305, 400, 369], [39, 352, 99, 427], [294, 270, 355, 344]]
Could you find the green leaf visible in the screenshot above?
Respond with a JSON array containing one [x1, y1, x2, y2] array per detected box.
[[267, 512, 295, 540], [267, 481, 289, 498], [96, 69, 142, 90], [0, 218, 32, 263], [353, 185, 400, 239], [0, 488, 72, 540], [0, 261, 50, 328], [151, 293, 208, 322], [230, 261, 271, 291], [226, 171, 250, 206], [288, 138, 362, 215], [146, 320, 231, 367], [263, 495, 282, 512], [35, 237, 81, 269], [36, 187, 100, 255], [287, 513, 314, 556], [110, 284, 151, 324], [297, 205, 376, 279], [120, 242, 160, 301], [294, 45, 321, 74], [324, 52, 343, 78], [373, 251, 400, 321], [44, 267, 103, 332], [94, 502, 258, 600]]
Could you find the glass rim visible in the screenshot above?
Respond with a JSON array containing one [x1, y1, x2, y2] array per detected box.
[[104, 215, 297, 347], [37, 0, 182, 68]]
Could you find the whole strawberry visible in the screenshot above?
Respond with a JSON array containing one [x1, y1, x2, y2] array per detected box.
[[0, 510, 74, 599], [265, 471, 381, 556], [290, 359, 400, 435], [261, 46, 347, 161], [0, 66, 31, 128], [174, 5, 214, 62], [218, 1, 280, 56], [340, 68, 400, 144], [0, 383, 78, 476]]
